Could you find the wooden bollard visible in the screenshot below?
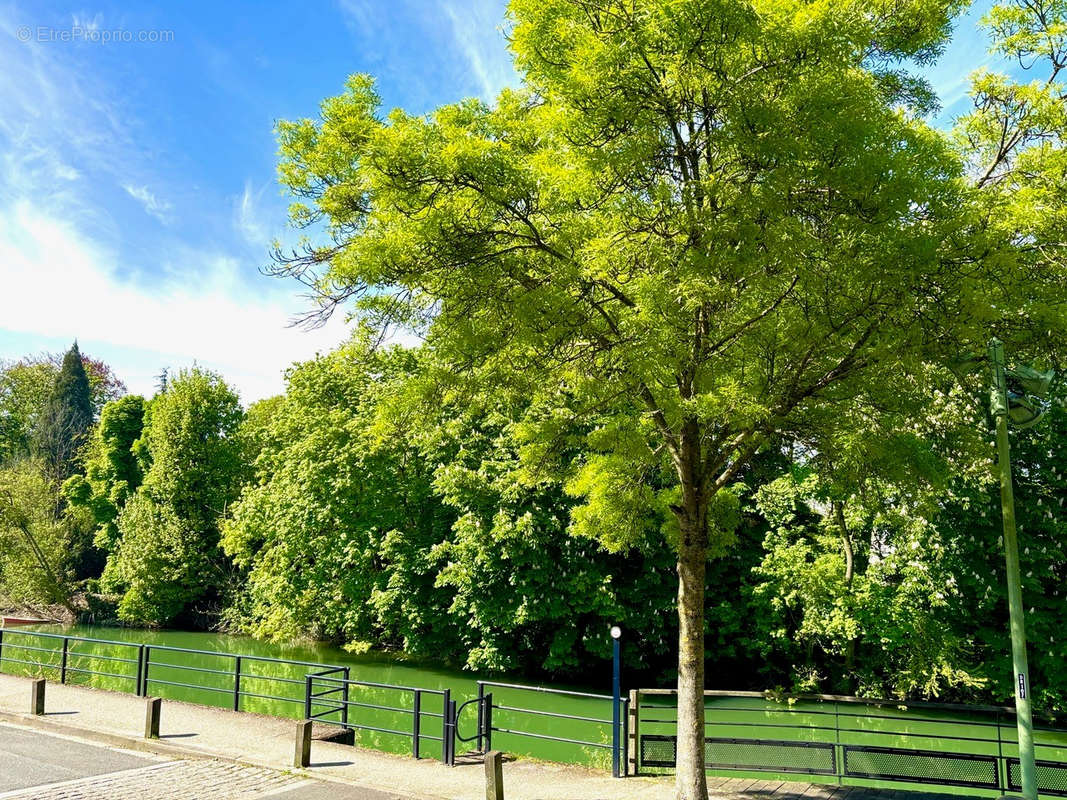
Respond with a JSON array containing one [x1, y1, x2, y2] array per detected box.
[[484, 750, 504, 800], [30, 679, 45, 715], [144, 697, 161, 739], [294, 720, 312, 768]]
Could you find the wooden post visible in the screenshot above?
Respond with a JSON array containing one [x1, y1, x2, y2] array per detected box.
[[30, 679, 45, 715], [484, 750, 504, 800], [627, 689, 640, 775], [144, 697, 161, 739], [294, 720, 312, 768]]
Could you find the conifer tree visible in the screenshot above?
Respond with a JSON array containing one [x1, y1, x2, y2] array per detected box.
[[37, 342, 93, 480]]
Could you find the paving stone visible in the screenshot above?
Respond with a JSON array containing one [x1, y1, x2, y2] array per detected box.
[[0, 759, 301, 800]]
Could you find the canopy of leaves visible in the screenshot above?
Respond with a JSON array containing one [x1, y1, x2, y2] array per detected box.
[[102, 368, 244, 625]]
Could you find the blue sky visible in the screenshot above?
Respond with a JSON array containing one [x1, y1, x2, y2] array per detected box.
[[0, 0, 1010, 401]]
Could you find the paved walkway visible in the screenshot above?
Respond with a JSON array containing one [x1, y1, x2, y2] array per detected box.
[[0, 673, 954, 800]]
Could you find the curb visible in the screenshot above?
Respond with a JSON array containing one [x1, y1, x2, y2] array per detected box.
[[0, 708, 446, 800]]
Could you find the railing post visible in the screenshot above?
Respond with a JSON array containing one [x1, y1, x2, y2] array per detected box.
[[60, 638, 69, 684], [441, 688, 451, 765], [484, 692, 493, 753], [833, 700, 842, 784], [0, 629, 4, 671], [142, 646, 151, 697], [304, 674, 313, 721], [135, 644, 145, 697], [449, 698, 457, 766], [628, 689, 640, 776], [413, 689, 422, 759], [342, 666, 350, 727], [476, 682, 485, 752], [233, 655, 241, 712], [622, 697, 630, 777], [997, 708, 1006, 793]]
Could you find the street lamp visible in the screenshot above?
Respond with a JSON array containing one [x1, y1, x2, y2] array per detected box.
[[611, 625, 622, 778], [989, 338, 1054, 800]]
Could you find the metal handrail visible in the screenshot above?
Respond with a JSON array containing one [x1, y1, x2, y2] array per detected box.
[[633, 689, 1067, 794]]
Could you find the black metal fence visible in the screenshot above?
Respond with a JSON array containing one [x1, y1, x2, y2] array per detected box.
[[476, 679, 629, 775], [305, 667, 453, 763], [632, 689, 1067, 797]]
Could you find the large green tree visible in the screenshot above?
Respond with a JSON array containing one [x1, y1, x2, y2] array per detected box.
[[103, 369, 244, 625], [268, 1, 1065, 793]]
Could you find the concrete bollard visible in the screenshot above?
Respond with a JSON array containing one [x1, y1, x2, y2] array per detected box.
[[30, 679, 45, 715], [294, 720, 312, 768], [144, 697, 161, 739], [484, 750, 504, 800]]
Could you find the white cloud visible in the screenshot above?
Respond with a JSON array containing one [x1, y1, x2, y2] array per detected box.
[[0, 200, 351, 402], [441, 1, 516, 101], [235, 180, 271, 248], [122, 183, 172, 223]]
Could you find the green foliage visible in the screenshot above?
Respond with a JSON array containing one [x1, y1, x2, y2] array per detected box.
[[103, 368, 244, 626], [937, 379, 1067, 710], [749, 471, 985, 698], [0, 359, 55, 465], [105, 494, 208, 625], [221, 339, 433, 643], [35, 343, 93, 480], [0, 461, 77, 607], [63, 394, 146, 552], [0, 351, 125, 467]]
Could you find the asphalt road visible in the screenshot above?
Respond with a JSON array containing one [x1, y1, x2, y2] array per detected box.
[[0, 722, 405, 799], [0, 722, 154, 792]]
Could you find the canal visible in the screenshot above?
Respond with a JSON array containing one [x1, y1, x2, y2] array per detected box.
[[0, 624, 618, 768]]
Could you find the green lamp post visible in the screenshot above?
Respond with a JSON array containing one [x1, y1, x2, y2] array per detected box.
[[989, 338, 1054, 800]]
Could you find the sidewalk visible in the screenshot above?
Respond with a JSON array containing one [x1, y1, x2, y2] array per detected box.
[[0, 672, 674, 800]]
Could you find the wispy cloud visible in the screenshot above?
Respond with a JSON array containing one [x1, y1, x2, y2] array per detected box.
[[122, 183, 172, 223], [235, 180, 271, 248], [441, 0, 516, 100]]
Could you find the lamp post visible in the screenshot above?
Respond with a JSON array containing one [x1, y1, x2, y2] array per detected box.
[[611, 625, 622, 778], [989, 338, 1053, 800]]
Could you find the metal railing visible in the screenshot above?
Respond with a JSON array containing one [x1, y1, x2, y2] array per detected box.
[[631, 689, 1067, 797], [305, 668, 453, 763], [141, 643, 335, 714], [0, 629, 145, 692], [476, 680, 629, 775]]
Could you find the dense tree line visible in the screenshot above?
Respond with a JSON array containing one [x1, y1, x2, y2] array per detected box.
[[4, 336, 1061, 716]]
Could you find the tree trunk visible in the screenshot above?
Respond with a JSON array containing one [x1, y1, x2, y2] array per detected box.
[[676, 523, 708, 800], [834, 502, 857, 688]]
